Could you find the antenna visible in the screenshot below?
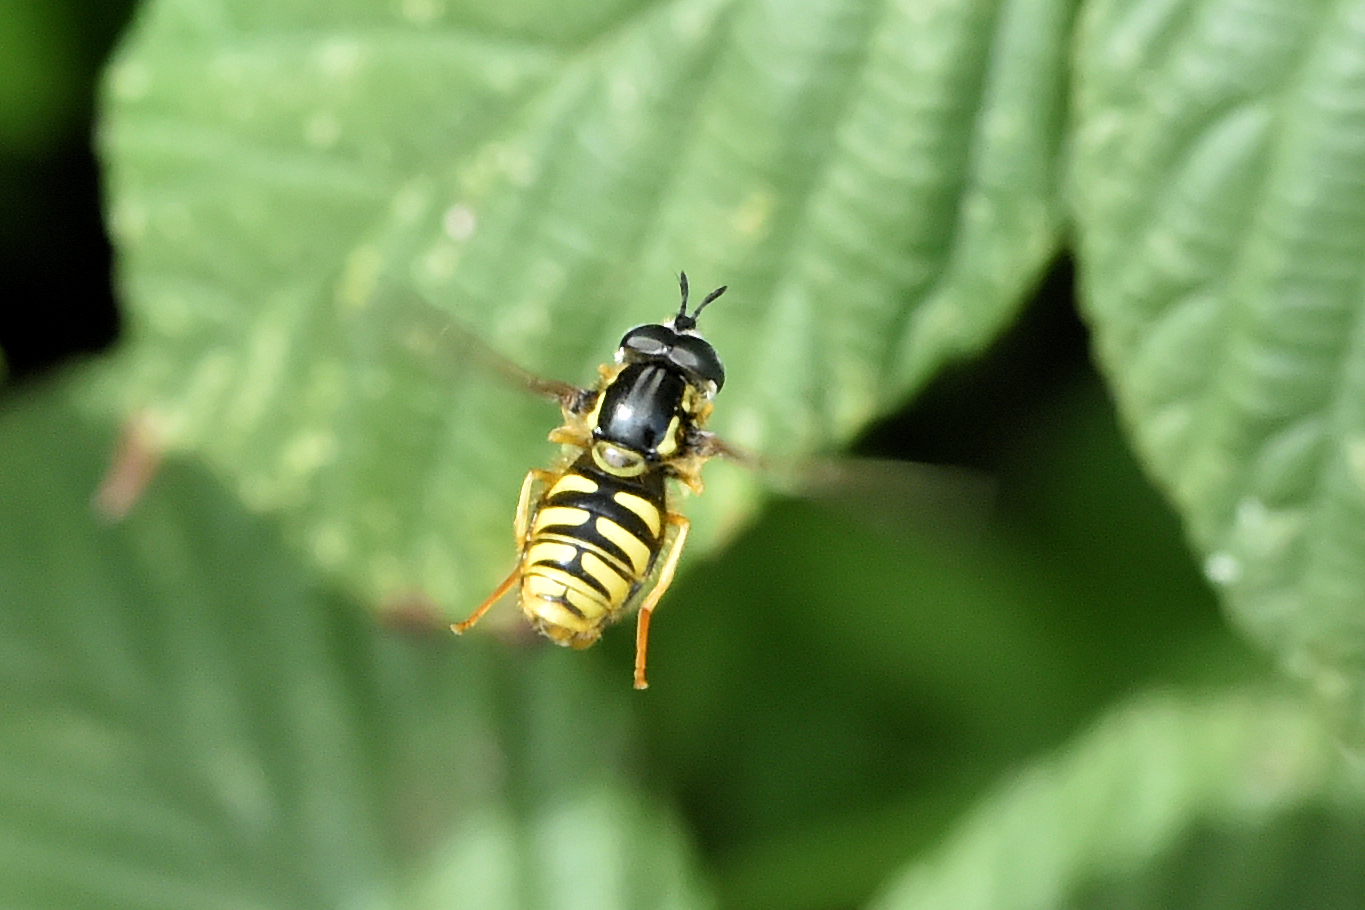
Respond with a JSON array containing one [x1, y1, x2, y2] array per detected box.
[[674, 271, 727, 331]]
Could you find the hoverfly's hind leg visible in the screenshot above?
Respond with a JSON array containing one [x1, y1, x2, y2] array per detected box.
[[632, 513, 691, 690], [452, 468, 547, 636], [451, 565, 519, 635]]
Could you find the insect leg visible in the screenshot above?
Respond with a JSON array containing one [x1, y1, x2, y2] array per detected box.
[[514, 469, 554, 544], [664, 430, 752, 495], [453, 468, 544, 635], [451, 564, 519, 634], [691, 430, 754, 464], [547, 423, 593, 448], [632, 513, 690, 690]]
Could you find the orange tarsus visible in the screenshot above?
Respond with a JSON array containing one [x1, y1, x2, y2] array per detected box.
[[631, 513, 690, 690]]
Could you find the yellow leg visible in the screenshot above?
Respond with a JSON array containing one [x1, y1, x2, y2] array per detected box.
[[667, 431, 751, 495], [514, 469, 553, 544], [453, 469, 545, 636], [633, 514, 690, 690], [548, 423, 592, 448]]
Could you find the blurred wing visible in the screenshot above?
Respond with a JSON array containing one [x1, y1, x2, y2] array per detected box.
[[379, 287, 585, 410], [707, 433, 996, 541], [798, 456, 997, 540], [371, 287, 992, 541]]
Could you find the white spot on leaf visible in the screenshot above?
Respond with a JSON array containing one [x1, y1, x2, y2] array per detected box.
[[1204, 552, 1241, 586], [443, 204, 477, 241]]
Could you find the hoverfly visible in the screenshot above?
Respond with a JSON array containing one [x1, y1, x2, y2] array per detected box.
[[451, 272, 737, 688]]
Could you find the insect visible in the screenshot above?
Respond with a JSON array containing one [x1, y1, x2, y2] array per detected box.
[[451, 272, 737, 688]]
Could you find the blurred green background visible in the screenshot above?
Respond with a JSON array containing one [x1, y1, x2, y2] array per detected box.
[[5, 1, 1365, 909]]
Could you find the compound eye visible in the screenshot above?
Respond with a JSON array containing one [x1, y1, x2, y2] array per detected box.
[[618, 324, 676, 359], [671, 336, 726, 391]]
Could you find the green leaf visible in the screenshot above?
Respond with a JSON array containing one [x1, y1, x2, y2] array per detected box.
[[1071, 0, 1365, 716], [92, 0, 1066, 615], [868, 688, 1364, 910], [0, 382, 710, 910]]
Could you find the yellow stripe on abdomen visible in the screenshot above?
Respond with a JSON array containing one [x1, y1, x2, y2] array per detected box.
[[594, 516, 653, 576], [518, 474, 662, 648], [531, 505, 590, 535], [522, 564, 614, 637], [549, 473, 599, 497], [579, 550, 633, 604], [523, 540, 579, 569], [612, 491, 662, 537]]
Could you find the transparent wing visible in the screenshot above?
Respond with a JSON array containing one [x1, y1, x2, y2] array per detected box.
[[704, 431, 996, 541], [376, 286, 586, 410], [797, 456, 997, 540]]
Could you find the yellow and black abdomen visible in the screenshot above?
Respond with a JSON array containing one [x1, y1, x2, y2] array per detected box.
[[519, 454, 667, 647]]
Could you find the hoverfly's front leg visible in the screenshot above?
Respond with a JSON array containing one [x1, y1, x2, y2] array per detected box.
[[668, 429, 752, 495], [691, 429, 755, 465], [452, 468, 548, 635], [546, 384, 601, 449], [632, 513, 690, 690], [547, 423, 593, 448]]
